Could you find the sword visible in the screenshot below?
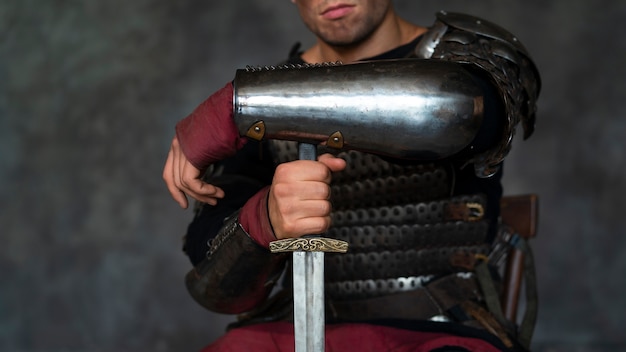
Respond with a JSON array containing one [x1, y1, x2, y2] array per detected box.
[[269, 143, 348, 352]]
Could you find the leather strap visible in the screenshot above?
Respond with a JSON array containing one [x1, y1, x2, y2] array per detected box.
[[327, 274, 481, 322]]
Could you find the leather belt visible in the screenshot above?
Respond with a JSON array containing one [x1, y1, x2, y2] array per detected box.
[[327, 273, 482, 322], [330, 195, 486, 228]]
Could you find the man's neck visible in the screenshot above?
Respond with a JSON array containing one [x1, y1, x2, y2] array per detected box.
[[301, 14, 426, 64]]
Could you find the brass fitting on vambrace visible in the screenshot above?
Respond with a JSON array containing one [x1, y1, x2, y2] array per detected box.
[[185, 212, 288, 314]]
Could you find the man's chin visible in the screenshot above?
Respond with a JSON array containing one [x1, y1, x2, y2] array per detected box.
[[319, 30, 368, 48]]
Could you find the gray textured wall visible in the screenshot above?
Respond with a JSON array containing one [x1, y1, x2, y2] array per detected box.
[[1, 0, 624, 351]]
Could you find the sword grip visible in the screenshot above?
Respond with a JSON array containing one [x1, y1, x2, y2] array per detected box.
[[299, 143, 321, 242], [298, 142, 317, 162]]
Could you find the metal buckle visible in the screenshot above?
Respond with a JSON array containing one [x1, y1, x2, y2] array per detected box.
[[466, 202, 485, 222]]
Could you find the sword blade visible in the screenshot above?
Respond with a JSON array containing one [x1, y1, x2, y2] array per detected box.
[[294, 143, 325, 351], [293, 250, 325, 352]]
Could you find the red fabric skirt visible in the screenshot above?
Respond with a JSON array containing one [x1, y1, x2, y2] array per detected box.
[[201, 321, 503, 352]]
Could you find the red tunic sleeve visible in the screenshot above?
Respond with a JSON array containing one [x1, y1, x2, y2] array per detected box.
[[175, 82, 247, 170], [239, 186, 277, 249]]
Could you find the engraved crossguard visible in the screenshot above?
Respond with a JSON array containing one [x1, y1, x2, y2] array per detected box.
[[269, 237, 348, 253]]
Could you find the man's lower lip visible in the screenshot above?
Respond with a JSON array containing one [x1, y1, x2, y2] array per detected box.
[[322, 6, 354, 20]]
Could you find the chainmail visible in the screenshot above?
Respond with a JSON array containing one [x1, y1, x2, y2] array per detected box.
[[269, 140, 491, 300]]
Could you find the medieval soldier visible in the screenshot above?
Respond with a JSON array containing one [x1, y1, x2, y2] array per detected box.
[[163, 1, 540, 351]]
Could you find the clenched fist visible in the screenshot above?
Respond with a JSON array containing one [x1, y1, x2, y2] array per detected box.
[[268, 153, 346, 239]]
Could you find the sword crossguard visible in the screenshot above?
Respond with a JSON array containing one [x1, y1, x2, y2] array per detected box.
[[269, 237, 348, 253]]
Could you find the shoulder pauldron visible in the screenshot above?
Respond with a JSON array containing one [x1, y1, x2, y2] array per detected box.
[[416, 11, 541, 177]]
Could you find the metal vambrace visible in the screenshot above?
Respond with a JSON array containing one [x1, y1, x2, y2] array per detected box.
[[185, 212, 288, 314], [233, 59, 485, 161]]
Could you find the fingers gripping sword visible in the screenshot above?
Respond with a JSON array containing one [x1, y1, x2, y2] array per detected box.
[[232, 59, 486, 351], [269, 142, 348, 352]]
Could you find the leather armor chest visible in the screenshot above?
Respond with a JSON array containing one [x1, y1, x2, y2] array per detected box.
[[269, 141, 490, 301]]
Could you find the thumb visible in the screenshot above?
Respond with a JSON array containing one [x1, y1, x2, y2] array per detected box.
[[318, 153, 347, 172]]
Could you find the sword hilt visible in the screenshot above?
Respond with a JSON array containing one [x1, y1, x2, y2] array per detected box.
[[269, 237, 348, 254]]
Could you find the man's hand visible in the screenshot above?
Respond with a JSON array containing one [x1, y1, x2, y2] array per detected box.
[[163, 136, 225, 209], [268, 153, 346, 239]]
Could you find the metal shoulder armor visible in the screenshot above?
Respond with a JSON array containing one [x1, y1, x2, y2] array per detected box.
[[415, 11, 541, 177]]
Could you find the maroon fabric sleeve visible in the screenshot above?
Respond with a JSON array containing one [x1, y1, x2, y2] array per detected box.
[[239, 186, 277, 249], [175, 82, 247, 170]]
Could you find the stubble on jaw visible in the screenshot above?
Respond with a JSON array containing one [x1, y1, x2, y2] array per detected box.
[[315, 17, 379, 47], [302, 1, 392, 47]]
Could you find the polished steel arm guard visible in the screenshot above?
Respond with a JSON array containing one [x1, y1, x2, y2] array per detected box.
[[185, 212, 287, 314], [233, 59, 485, 161]]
